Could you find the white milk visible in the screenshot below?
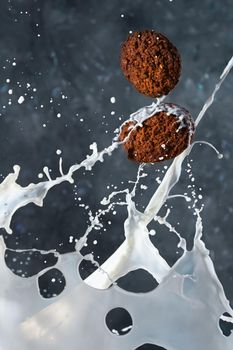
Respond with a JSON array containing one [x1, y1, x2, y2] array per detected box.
[[0, 57, 233, 350]]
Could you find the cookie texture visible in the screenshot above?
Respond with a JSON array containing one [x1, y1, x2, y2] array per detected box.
[[120, 30, 181, 97], [119, 103, 195, 163]]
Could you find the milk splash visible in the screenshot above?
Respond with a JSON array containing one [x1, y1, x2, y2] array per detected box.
[[1, 57, 233, 350]]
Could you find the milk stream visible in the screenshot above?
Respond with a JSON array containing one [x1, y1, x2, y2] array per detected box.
[[0, 56, 233, 350]]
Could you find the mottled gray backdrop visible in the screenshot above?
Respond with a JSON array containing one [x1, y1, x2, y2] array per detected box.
[[0, 0, 233, 311]]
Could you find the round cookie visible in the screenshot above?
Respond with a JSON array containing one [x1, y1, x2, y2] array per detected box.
[[119, 103, 195, 163], [120, 30, 181, 97]]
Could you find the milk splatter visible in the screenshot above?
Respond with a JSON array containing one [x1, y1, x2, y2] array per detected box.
[[0, 56, 233, 350]]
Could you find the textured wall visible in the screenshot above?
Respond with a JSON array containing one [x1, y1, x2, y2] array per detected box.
[[0, 0, 233, 307]]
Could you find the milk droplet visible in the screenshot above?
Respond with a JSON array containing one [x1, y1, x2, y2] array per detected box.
[[56, 149, 62, 155], [18, 96, 25, 104], [149, 229, 156, 236], [110, 97, 116, 103]]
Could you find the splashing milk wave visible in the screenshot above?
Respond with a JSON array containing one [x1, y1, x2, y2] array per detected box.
[[0, 56, 233, 349]]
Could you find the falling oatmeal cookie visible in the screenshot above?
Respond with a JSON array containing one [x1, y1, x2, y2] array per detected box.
[[119, 103, 195, 163], [120, 30, 181, 97]]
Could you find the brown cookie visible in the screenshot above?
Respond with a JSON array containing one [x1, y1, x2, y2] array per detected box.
[[120, 30, 181, 97], [119, 103, 195, 163]]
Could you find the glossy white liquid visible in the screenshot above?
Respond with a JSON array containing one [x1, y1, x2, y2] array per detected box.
[[0, 56, 233, 350]]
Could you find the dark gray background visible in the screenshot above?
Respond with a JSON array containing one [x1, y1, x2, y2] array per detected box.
[[0, 0, 233, 308]]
